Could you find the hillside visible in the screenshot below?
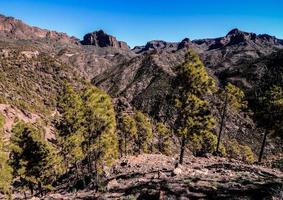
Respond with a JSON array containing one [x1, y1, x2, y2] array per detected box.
[[0, 14, 282, 199]]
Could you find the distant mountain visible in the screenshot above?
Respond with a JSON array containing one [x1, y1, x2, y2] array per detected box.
[[0, 14, 78, 43], [81, 30, 130, 50]]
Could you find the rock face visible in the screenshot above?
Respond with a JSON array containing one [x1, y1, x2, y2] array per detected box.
[[133, 40, 178, 53], [81, 30, 130, 50], [0, 14, 77, 43]]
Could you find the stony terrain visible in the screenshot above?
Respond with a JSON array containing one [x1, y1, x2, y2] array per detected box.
[[34, 154, 283, 199]]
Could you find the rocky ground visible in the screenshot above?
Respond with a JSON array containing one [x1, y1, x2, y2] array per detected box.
[[20, 154, 282, 200]]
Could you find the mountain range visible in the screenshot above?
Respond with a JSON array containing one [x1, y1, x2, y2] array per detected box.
[[1, 13, 283, 150], [0, 14, 283, 199]]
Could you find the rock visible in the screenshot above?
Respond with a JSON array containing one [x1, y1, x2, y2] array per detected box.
[[203, 153, 212, 158], [0, 15, 76, 43], [172, 167, 182, 176], [159, 171, 168, 179], [107, 179, 119, 191], [177, 38, 191, 50], [120, 159, 128, 167], [81, 30, 130, 50]]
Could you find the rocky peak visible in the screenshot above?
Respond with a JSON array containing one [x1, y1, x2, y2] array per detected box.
[[202, 29, 283, 50], [0, 14, 77, 43], [133, 40, 178, 53], [226, 28, 243, 36], [81, 30, 130, 51], [177, 38, 192, 50], [225, 28, 282, 46]]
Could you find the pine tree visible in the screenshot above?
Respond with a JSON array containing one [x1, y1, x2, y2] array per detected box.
[[82, 85, 118, 172], [0, 114, 12, 197], [56, 82, 85, 171], [119, 113, 137, 156], [156, 122, 172, 155], [10, 121, 63, 195], [135, 111, 153, 153], [258, 85, 283, 162], [216, 83, 247, 153], [174, 50, 216, 164]]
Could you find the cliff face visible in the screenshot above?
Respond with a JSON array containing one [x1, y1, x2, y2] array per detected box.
[[0, 15, 78, 43], [81, 30, 130, 51]]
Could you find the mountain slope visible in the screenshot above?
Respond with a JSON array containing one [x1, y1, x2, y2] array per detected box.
[[0, 14, 282, 158]]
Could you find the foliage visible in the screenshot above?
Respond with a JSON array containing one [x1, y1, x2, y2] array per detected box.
[[0, 114, 12, 196], [265, 86, 283, 137], [119, 113, 137, 156], [215, 82, 247, 155], [82, 85, 118, 169], [135, 111, 153, 153], [57, 82, 85, 169], [190, 130, 226, 156], [240, 145, 256, 164], [10, 121, 63, 194], [220, 83, 248, 111], [226, 139, 255, 164], [155, 122, 172, 155], [174, 50, 217, 161], [254, 85, 283, 162], [0, 48, 81, 115]]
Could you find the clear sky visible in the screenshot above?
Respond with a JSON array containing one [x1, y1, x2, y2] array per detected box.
[[0, 0, 282, 47]]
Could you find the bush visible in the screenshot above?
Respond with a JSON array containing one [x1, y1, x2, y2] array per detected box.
[[191, 131, 226, 157], [226, 139, 255, 163], [240, 145, 255, 164]]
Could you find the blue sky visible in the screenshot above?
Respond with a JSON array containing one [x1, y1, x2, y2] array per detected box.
[[0, 0, 282, 47]]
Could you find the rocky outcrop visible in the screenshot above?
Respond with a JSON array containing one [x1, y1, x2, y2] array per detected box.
[[81, 30, 130, 50], [0, 15, 78, 43], [133, 40, 178, 53], [192, 28, 283, 51]]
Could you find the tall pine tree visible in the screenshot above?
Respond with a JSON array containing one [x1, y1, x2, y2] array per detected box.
[[119, 113, 137, 156], [82, 85, 118, 172], [216, 83, 247, 153], [174, 50, 216, 164], [56, 82, 85, 171], [258, 85, 283, 162], [135, 112, 153, 153], [10, 121, 63, 195], [156, 122, 172, 155]]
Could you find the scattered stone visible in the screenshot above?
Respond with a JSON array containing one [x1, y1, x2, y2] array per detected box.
[[107, 179, 119, 191], [120, 159, 128, 167], [172, 167, 182, 176]]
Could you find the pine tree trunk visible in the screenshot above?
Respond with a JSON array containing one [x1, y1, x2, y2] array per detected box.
[[124, 133, 127, 156], [216, 93, 228, 153], [179, 136, 186, 165], [75, 161, 79, 178], [258, 129, 268, 163], [38, 182, 42, 197], [24, 191, 27, 200], [28, 182, 33, 195]]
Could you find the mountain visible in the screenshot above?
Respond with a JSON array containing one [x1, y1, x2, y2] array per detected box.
[[1, 14, 282, 150], [0, 14, 77, 43], [0, 14, 282, 199]]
